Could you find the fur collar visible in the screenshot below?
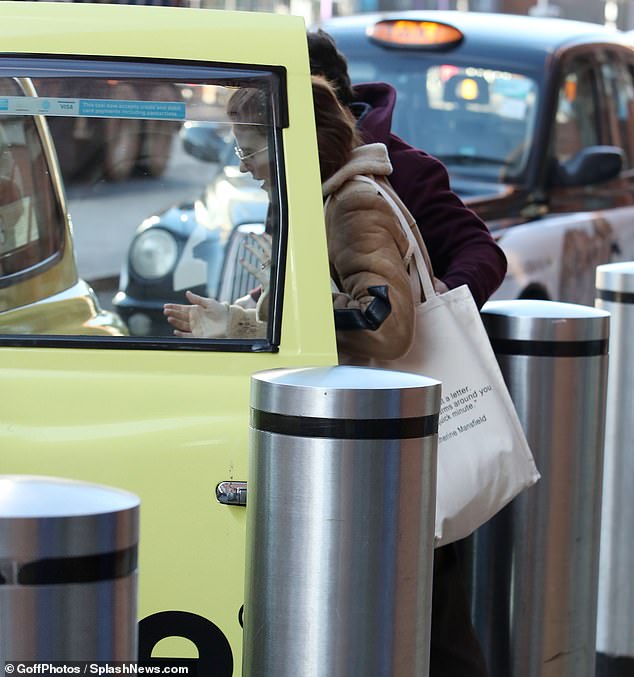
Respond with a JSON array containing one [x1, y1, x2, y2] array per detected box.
[[322, 143, 392, 197]]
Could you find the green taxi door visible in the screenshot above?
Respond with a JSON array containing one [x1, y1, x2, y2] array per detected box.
[[0, 2, 336, 671]]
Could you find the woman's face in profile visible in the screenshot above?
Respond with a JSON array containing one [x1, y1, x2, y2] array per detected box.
[[233, 126, 271, 193]]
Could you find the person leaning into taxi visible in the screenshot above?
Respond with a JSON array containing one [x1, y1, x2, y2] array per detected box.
[[224, 29, 508, 315], [308, 30, 499, 677], [307, 28, 507, 309], [305, 79, 491, 677], [164, 76, 491, 677]]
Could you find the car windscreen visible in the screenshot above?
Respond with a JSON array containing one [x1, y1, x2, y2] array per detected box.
[[344, 51, 540, 183]]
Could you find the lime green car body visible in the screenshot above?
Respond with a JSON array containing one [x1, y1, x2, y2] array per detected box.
[[0, 2, 336, 671]]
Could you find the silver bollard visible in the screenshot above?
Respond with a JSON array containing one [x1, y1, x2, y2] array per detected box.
[[243, 366, 441, 677], [459, 300, 609, 677], [0, 475, 139, 661], [595, 262, 634, 676]]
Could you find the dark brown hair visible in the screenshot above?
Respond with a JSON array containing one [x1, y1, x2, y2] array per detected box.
[[307, 29, 355, 106], [311, 75, 362, 183]]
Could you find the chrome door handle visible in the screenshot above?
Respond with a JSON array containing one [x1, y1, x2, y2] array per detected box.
[[216, 481, 247, 506]]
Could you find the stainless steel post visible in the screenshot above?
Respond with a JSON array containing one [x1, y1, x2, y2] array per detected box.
[[243, 366, 441, 677], [459, 300, 609, 677], [595, 262, 634, 676], [0, 475, 139, 661]]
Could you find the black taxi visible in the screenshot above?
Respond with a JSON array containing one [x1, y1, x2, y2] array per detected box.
[[113, 10, 634, 333], [320, 11, 634, 304]]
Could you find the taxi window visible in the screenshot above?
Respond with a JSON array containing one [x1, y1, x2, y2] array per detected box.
[[601, 55, 634, 168], [425, 65, 537, 178], [553, 60, 600, 163], [0, 78, 64, 282], [0, 59, 287, 349], [346, 58, 538, 181]]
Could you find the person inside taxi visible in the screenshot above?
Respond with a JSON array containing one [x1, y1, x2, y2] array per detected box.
[[163, 87, 273, 339]]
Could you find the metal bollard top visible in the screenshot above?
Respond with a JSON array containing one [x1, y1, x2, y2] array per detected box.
[[0, 475, 139, 562], [596, 261, 634, 295], [481, 299, 610, 344], [251, 365, 441, 423]]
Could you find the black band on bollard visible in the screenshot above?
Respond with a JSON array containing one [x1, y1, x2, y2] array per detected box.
[[12, 545, 138, 585], [489, 338, 608, 358], [596, 288, 634, 305], [596, 652, 634, 677], [251, 409, 439, 440]]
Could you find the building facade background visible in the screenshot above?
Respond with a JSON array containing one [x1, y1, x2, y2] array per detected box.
[[35, 0, 634, 32], [199, 0, 634, 30]]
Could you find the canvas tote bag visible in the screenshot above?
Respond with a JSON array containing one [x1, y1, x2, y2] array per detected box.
[[333, 175, 540, 547]]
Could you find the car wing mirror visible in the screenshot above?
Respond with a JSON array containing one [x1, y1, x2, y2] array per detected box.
[[180, 122, 230, 163], [550, 145, 624, 188]]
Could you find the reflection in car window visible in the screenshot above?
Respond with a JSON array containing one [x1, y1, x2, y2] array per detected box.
[[425, 65, 537, 177], [0, 61, 284, 346], [554, 60, 600, 163], [0, 78, 64, 284], [601, 56, 634, 168], [346, 58, 538, 180]]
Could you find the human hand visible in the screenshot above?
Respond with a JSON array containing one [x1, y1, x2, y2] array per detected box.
[[163, 290, 229, 338], [240, 233, 272, 290]]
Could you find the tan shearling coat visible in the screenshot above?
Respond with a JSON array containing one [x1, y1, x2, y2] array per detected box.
[[323, 143, 428, 363]]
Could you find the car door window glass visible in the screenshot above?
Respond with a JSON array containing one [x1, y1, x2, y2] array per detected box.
[[0, 78, 64, 286], [601, 56, 634, 168], [0, 59, 286, 348], [426, 65, 538, 180], [554, 61, 600, 163]]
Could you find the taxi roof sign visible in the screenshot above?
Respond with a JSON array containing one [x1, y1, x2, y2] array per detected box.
[[367, 19, 464, 49]]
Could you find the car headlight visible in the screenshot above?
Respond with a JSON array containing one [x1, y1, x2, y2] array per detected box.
[[129, 228, 179, 280]]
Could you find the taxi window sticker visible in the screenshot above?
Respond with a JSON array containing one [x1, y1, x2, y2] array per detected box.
[[0, 96, 186, 121]]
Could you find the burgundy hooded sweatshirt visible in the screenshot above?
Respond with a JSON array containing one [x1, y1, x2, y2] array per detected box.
[[353, 82, 507, 309]]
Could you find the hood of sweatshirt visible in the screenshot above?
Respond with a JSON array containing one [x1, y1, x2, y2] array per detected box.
[[352, 82, 397, 146]]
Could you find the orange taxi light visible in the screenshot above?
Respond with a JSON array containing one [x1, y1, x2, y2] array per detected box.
[[367, 20, 464, 49]]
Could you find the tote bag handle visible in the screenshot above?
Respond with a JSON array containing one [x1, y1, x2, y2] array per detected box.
[[351, 175, 437, 301]]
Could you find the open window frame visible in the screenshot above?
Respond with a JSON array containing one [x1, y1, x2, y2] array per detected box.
[[0, 56, 289, 352]]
